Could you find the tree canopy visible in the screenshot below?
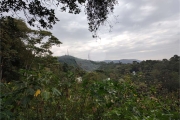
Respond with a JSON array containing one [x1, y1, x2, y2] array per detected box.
[[0, 0, 118, 37], [0, 17, 61, 82]]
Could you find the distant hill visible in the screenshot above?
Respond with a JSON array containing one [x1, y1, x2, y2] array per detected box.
[[57, 55, 100, 71], [104, 59, 141, 64], [57, 55, 141, 71]]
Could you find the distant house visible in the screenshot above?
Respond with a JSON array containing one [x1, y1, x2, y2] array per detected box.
[[76, 77, 82, 83], [132, 71, 136, 75], [103, 78, 111, 81]]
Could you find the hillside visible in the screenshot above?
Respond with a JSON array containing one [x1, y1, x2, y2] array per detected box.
[[58, 55, 142, 71], [58, 55, 100, 71]]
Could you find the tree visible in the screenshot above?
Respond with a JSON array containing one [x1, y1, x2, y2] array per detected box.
[[0, 17, 61, 82], [0, 0, 118, 37]]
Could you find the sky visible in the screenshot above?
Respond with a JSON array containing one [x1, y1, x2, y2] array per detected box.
[[22, 0, 180, 61]]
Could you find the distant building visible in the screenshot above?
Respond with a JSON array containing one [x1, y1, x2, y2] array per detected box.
[[103, 78, 111, 81], [76, 77, 82, 83], [132, 71, 136, 75]]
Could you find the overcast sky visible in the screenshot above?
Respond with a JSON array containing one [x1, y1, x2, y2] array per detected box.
[[49, 0, 179, 61]]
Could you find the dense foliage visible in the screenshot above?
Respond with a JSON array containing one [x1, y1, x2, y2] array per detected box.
[[1, 60, 179, 119], [0, 19, 179, 119], [0, 17, 61, 82], [99, 55, 179, 92]]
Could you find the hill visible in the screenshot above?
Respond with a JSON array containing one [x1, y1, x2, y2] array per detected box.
[[57, 55, 142, 71], [57, 55, 100, 71], [104, 59, 141, 64]]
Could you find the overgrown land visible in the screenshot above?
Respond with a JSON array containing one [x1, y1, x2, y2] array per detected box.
[[0, 18, 179, 119]]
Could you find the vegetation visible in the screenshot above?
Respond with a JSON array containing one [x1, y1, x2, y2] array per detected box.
[[58, 55, 99, 71], [0, 18, 179, 119], [98, 55, 179, 92], [0, 17, 61, 82]]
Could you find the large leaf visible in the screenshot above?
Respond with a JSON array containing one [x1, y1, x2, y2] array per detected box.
[[52, 87, 61, 96], [41, 90, 50, 101]]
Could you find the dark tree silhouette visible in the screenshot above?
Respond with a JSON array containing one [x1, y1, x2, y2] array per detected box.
[[0, 0, 118, 36]]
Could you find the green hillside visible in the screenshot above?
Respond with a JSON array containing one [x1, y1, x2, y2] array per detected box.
[[58, 55, 100, 71]]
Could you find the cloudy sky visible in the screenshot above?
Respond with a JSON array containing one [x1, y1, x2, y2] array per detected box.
[[49, 0, 179, 61]]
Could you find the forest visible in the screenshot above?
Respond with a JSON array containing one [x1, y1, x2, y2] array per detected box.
[[0, 17, 179, 119]]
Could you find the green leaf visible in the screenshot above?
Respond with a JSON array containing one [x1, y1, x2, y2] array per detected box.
[[21, 96, 30, 106], [41, 90, 50, 101], [26, 88, 35, 95], [52, 87, 61, 96]]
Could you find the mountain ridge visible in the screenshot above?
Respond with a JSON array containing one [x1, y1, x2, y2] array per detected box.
[[57, 55, 100, 71], [57, 55, 141, 64], [57, 55, 142, 71], [104, 59, 141, 64]]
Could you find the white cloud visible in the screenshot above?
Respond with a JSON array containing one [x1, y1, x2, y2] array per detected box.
[[50, 0, 179, 61]]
